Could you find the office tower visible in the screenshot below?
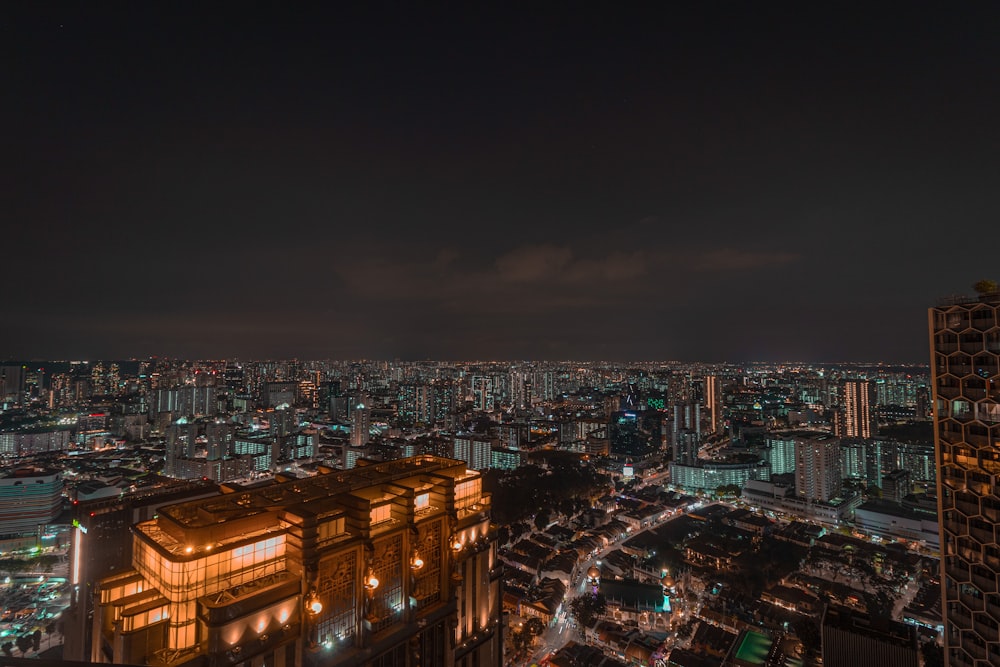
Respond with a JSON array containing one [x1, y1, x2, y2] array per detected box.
[[794, 433, 841, 502], [839, 380, 877, 439], [223, 363, 245, 391], [623, 383, 640, 410], [319, 380, 343, 419], [610, 411, 655, 459], [351, 399, 371, 447], [93, 456, 502, 667], [265, 381, 299, 408], [930, 295, 1000, 667]]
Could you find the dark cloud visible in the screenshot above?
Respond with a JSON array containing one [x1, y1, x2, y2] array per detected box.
[[2, 4, 998, 361], [692, 249, 802, 272]]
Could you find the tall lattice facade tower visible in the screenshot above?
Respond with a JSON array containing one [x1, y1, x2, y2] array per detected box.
[[930, 295, 1000, 667]]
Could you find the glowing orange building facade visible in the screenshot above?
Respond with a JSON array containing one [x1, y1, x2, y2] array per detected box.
[[93, 456, 501, 667], [931, 297, 1000, 667]]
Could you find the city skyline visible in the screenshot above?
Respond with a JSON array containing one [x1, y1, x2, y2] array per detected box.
[[5, 5, 999, 362], [0, 325, 941, 665]]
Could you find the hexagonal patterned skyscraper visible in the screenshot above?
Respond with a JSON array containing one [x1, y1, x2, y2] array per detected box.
[[930, 293, 1000, 667]]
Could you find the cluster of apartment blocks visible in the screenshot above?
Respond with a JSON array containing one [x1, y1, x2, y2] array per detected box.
[[91, 455, 501, 667]]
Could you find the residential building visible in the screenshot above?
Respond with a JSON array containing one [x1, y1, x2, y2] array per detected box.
[[794, 433, 841, 502], [930, 295, 1000, 667], [838, 380, 876, 439]]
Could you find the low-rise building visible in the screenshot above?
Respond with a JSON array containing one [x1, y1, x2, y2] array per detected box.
[[853, 500, 939, 550], [742, 478, 861, 525]]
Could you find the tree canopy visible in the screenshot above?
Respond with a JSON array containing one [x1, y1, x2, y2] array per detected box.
[[568, 593, 607, 628], [482, 460, 611, 525], [974, 279, 999, 295]]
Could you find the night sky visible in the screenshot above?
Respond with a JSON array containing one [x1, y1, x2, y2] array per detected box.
[[4, 4, 999, 362]]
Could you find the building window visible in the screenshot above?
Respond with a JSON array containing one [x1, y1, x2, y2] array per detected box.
[[415, 493, 430, 511], [371, 533, 403, 635], [317, 550, 357, 645], [455, 478, 480, 511], [371, 503, 392, 525], [318, 517, 346, 543]]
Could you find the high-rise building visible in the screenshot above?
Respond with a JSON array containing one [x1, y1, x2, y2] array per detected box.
[[396, 384, 419, 425], [414, 385, 434, 425], [840, 439, 867, 482], [930, 295, 1000, 667], [672, 402, 701, 465], [318, 380, 342, 419], [794, 433, 841, 502], [704, 375, 723, 434], [839, 380, 876, 439], [351, 399, 371, 448], [0, 365, 26, 405], [93, 456, 502, 667], [453, 435, 492, 471], [471, 376, 495, 412], [762, 435, 798, 476], [64, 480, 220, 661], [0, 468, 63, 535], [881, 469, 911, 504], [156, 385, 219, 418], [610, 411, 655, 459]]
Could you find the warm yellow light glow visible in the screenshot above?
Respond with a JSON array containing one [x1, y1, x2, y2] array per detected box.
[[452, 540, 463, 552], [309, 599, 323, 615], [412, 556, 424, 570], [185, 546, 193, 554], [367, 575, 380, 590]]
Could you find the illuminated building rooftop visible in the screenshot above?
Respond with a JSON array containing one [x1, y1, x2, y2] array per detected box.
[[94, 455, 501, 667]]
